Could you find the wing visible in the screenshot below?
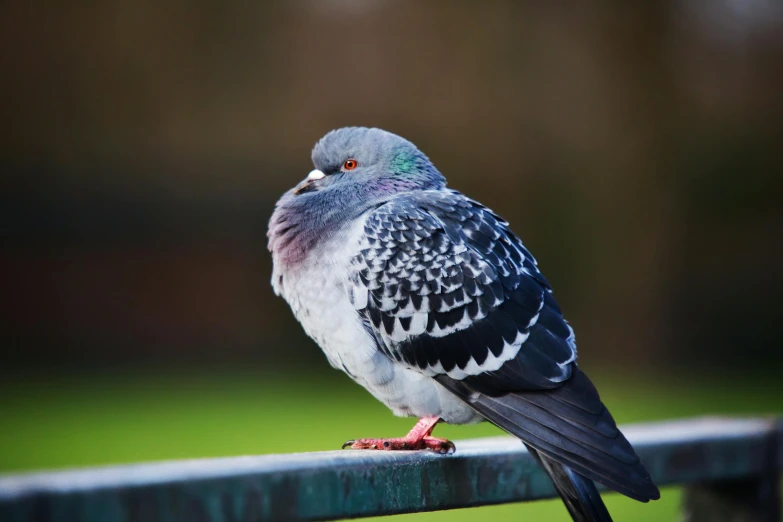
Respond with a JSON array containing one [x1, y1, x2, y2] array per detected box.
[[347, 189, 575, 387], [347, 190, 660, 503]]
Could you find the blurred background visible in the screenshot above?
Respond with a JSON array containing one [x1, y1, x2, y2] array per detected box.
[[1, 2, 781, 520]]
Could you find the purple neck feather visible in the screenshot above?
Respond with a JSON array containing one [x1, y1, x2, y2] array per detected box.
[[268, 187, 380, 269]]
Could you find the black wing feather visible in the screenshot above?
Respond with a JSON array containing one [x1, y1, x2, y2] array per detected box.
[[350, 190, 565, 382]]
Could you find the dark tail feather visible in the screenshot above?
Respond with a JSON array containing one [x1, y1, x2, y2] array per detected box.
[[435, 367, 660, 505], [527, 445, 613, 522]]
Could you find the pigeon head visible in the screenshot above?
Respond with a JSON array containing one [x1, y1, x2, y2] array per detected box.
[[292, 127, 446, 197], [269, 128, 445, 267]]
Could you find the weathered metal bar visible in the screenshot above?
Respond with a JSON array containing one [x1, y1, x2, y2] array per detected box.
[[0, 417, 780, 522], [682, 419, 782, 522]]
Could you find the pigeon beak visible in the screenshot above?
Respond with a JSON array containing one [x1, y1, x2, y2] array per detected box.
[[293, 169, 326, 195]]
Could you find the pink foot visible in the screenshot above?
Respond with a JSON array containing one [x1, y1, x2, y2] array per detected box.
[[342, 435, 455, 454], [341, 416, 456, 454]]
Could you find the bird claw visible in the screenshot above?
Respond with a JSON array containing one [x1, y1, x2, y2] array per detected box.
[[342, 440, 356, 449], [423, 436, 456, 454], [434, 438, 456, 455]]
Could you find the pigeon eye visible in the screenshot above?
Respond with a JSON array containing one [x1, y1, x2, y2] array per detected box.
[[343, 159, 358, 171]]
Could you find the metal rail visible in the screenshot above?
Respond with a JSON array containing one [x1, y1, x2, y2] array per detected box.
[[1, 417, 780, 521]]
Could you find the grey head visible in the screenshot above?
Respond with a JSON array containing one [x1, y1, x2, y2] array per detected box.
[[268, 128, 446, 267], [296, 127, 445, 198]]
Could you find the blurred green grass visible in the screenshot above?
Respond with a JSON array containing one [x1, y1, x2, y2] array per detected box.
[[1, 367, 780, 521]]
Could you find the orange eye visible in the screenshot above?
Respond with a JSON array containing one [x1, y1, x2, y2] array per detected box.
[[343, 159, 358, 171]]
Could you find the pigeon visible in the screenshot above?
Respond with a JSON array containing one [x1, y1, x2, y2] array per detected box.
[[267, 127, 660, 521]]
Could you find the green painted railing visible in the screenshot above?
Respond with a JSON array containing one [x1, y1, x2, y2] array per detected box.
[[1, 417, 781, 522]]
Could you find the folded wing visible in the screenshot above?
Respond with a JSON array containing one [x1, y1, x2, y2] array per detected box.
[[348, 189, 659, 502]]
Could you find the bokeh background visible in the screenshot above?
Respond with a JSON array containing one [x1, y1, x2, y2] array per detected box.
[[2, 2, 782, 521]]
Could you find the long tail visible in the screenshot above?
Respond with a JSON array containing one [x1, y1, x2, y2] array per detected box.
[[435, 368, 660, 520], [527, 444, 613, 522]]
